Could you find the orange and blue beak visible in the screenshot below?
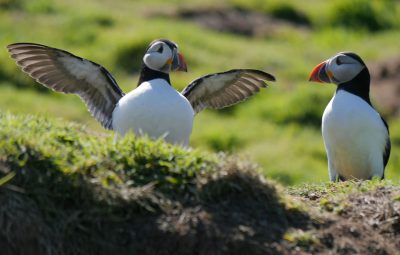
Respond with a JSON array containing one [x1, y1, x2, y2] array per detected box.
[[309, 61, 331, 83], [171, 50, 187, 72]]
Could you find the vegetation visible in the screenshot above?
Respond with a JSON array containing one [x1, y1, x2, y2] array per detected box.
[[1, 112, 400, 254], [0, 112, 306, 254], [328, 0, 399, 32], [2, 1, 400, 253], [1, 0, 400, 185]]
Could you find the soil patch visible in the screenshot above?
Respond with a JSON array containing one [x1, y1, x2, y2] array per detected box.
[[152, 6, 310, 38], [290, 186, 400, 255]]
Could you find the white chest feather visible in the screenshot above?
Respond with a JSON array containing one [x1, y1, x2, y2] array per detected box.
[[322, 90, 388, 179], [112, 79, 194, 146]]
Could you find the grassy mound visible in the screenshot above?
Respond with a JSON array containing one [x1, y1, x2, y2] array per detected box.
[[0, 112, 308, 255], [1, 112, 400, 254]]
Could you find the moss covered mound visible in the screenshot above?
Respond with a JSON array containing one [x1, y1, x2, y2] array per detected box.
[[2, 112, 400, 254], [0, 112, 309, 255]]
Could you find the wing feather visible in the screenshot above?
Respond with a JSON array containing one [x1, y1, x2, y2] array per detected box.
[[7, 42, 125, 129], [181, 69, 275, 114], [234, 81, 252, 95]]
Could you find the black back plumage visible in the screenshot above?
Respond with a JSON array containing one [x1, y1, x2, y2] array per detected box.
[[337, 68, 371, 106], [381, 117, 391, 171]]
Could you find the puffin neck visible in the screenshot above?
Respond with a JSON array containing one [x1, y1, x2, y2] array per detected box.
[[137, 64, 170, 86], [336, 68, 372, 106]]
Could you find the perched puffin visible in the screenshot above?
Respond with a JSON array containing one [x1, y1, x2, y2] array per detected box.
[[309, 52, 390, 181], [7, 39, 275, 146]]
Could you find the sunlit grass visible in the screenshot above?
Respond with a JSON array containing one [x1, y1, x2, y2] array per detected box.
[[1, 0, 400, 185]]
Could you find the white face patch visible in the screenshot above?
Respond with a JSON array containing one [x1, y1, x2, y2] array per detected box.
[[325, 54, 365, 84], [143, 41, 173, 73]]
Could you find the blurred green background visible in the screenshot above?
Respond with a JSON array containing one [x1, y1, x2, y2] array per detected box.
[[1, 0, 400, 185]]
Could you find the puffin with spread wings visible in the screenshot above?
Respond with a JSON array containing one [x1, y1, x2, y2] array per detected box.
[[7, 39, 275, 146]]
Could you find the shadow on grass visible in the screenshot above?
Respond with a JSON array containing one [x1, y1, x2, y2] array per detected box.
[[0, 152, 311, 255]]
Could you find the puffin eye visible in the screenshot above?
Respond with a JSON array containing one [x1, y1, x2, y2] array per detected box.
[[156, 45, 164, 53], [336, 57, 343, 65]]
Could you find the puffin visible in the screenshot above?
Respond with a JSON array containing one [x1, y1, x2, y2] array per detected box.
[[309, 52, 390, 181], [7, 39, 275, 146]]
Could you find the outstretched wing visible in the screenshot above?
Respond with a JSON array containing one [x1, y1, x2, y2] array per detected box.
[[181, 69, 275, 114], [7, 43, 125, 129]]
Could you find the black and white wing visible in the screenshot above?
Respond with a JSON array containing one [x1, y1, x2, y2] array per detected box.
[[7, 43, 125, 129], [181, 69, 275, 114]]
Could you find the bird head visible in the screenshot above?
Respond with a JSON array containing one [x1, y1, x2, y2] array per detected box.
[[309, 52, 366, 85], [143, 39, 187, 74]]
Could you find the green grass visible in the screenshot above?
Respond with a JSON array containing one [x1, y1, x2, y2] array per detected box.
[[1, 112, 399, 254], [0, 111, 308, 254], [0, 112, 219, 195], [1, 0, 400, 185]]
